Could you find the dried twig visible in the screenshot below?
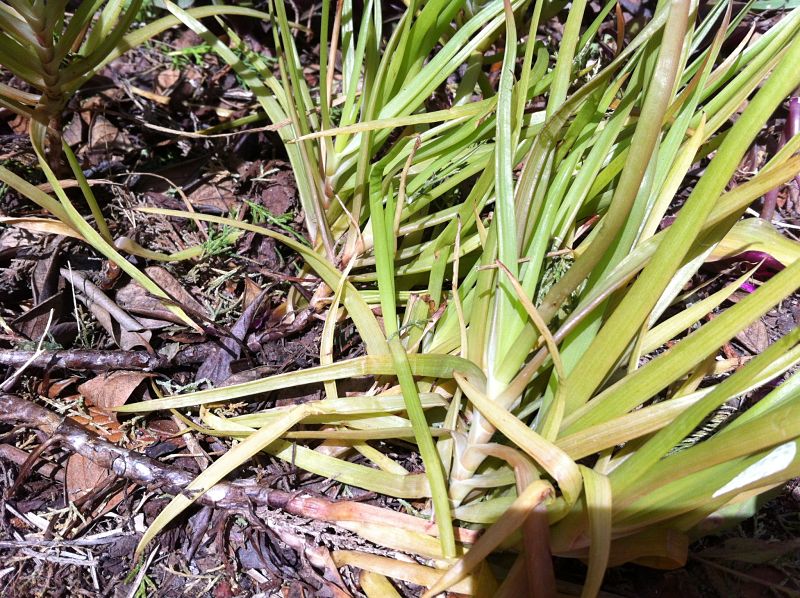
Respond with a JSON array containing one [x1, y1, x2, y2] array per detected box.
[[60, 268, 145, 333], [0, 349, 166, 371], [0, 533, 132, 549], [0, 392, 480, 546], [60, 267, 152, 351], [0, 443, 64, 482]]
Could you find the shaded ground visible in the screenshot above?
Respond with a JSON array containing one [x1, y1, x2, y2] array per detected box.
[[0, 2, 799, 597]]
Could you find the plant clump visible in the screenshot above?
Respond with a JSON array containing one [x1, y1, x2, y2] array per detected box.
[[1, 0, 800, 595]]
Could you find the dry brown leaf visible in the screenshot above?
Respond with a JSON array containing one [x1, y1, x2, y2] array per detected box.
[[78, 370, 151, 411], [62, 267, 153, 351], [72, 373, 150, 498], [115, 266, 210, 325], [86, 114, 132, 157], [89, 115, 120, 145], [146, 266, 209, 315], [198, 289, 269, 386], [62, 113, 83, 147], [114, 282, 177, 328], [156, 68, 181, 93], [735, 319, 770, 354], [79, 96, 103, 122], [147, 419, 181, 440], [66, 453, 110, 501], [65, 455, 131, 514], [88, 300, 152, 350], [40, 376, 81, 399], [259, 167, 297, 214], [0, 226, 30, 251], [242, 277, 263, 310], [17, 236, 66, 340], [187, 173, 237, 211]]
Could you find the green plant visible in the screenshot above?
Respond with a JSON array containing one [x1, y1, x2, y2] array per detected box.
[[96, 0, 800, 593], [0, 3, 270, 330], [201, 222, 239, 257], [246, 199, 307, 244], [124, 555, 158, 598], [0, 0, 147, 155], [165, 41, 214, 67]]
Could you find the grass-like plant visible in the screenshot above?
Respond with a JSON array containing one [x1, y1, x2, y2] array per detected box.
[[9, 0, 800, 594], [0, 0, 147, 154], [0, 2, 270, 329]]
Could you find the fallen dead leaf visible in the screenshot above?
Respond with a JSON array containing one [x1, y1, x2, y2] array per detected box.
[[172, 28, 203, 49], [88, 299, 152, 351], [146, 266, 209, 314], [115, 266, 210, 325], [147, 419, 181, 439], [258, 166, 297, 215], [79, 95, 103, 118], [66, 453, 110, 502], [40, 376, 81, 399], [62, 267, 153, 351], [242, 277, 263, 310], [65, 454, 132, 513], [88, 115, 116, 145], [62, 113, 83, 147], [735, 319, 770, 354], [156, 68, 181, 94], [187, 172, 237, 211], [70, 372, 149, 502], [198, 289, 269, 386], [114, 283, 175, 328], [78, 370, 152, 411], [83, 114, 132, 163], [16, 236, 66, 340]]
